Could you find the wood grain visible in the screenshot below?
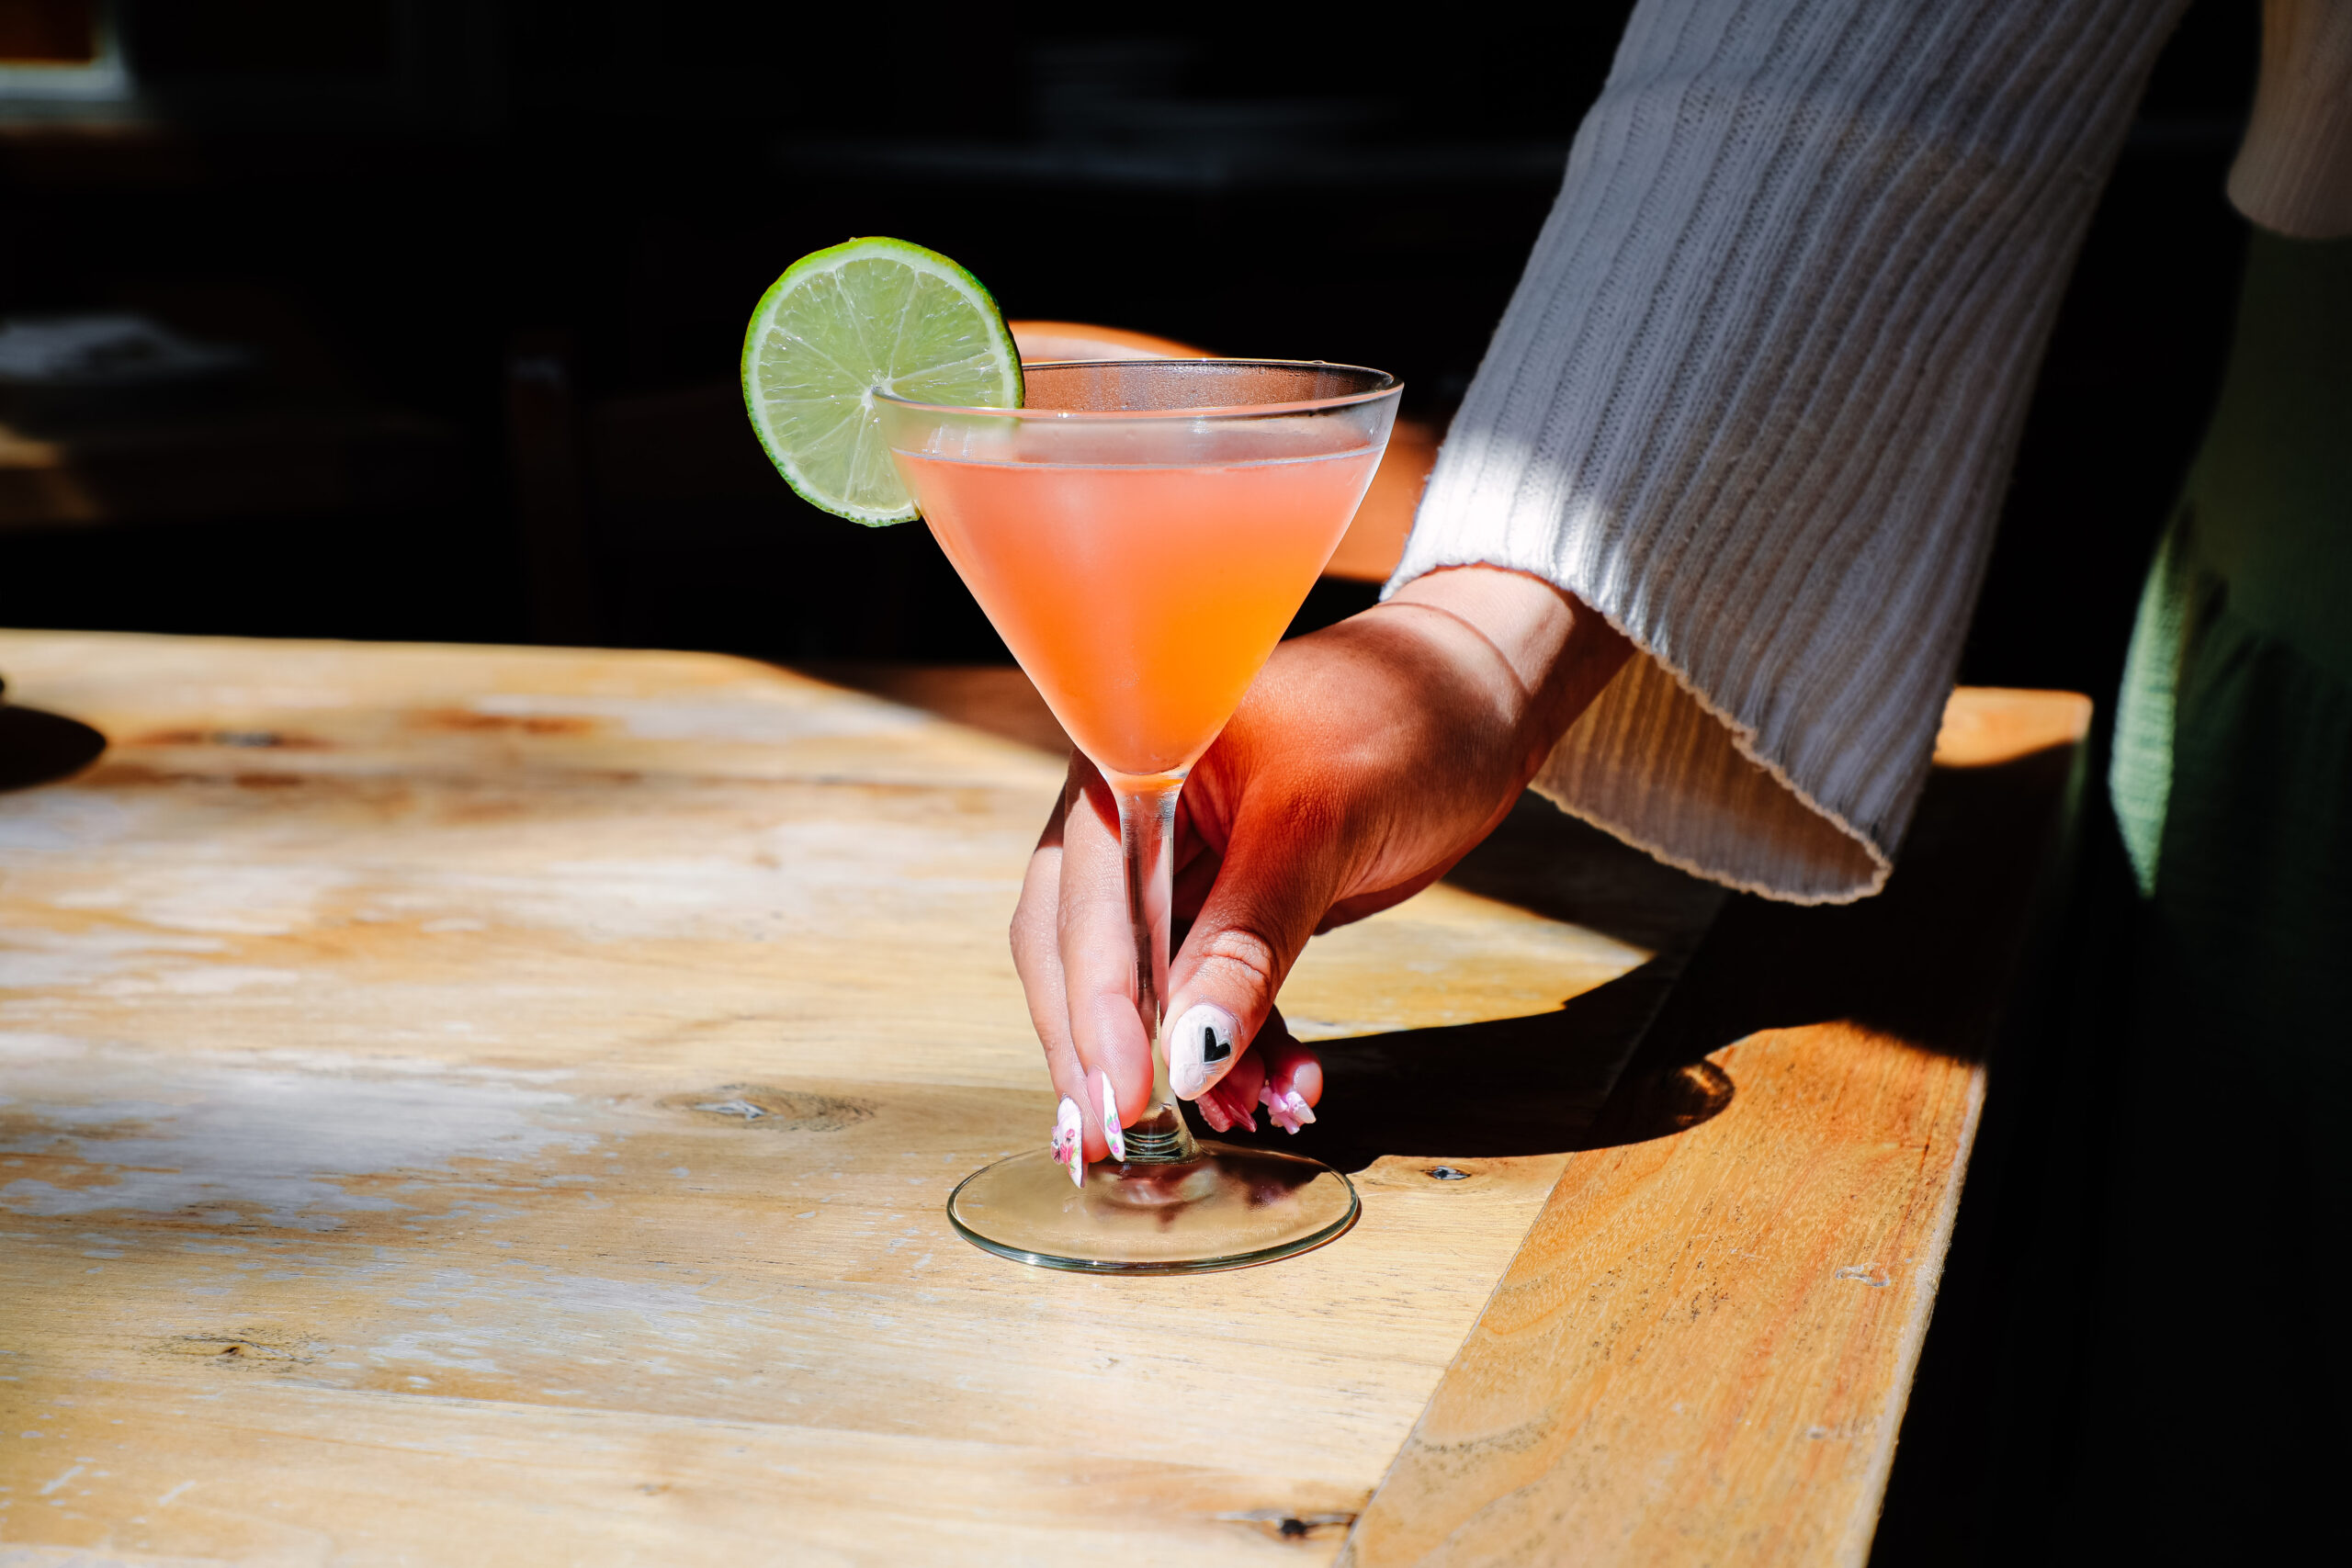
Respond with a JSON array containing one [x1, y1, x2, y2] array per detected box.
[[1340, 690, 2089, 1567], [0, 631, 1706, 1564]]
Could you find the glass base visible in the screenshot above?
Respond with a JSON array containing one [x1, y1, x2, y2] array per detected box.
[[946, 1140, 1360, 1275]]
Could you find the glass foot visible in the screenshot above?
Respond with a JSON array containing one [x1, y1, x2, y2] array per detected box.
[[946, 1141, 1359, 1275]]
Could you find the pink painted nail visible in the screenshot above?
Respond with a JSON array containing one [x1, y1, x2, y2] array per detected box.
[[1216, 1084, 1256, 1134], [1283, 1089, 1317, 1127], [1262, 1082, 1300, 1134], [1054, 1096, 1083, 1185], [1096, 1071, 1125, 1162], [1196, 1091, 1233, 1134]]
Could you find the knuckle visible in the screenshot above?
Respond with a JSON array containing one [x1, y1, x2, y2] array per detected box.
[[1009, 891, 1052, 955], [1196, 927, 1281, 999]]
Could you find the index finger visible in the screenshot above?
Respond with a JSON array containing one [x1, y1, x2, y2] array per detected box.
[[1053, 757, 1158, 1161]]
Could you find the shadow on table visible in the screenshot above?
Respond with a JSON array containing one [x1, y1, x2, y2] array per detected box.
[[1193, 962, 1732, 1174], [809, 661, 2085, 1179], [0, 701, 107, 793], [1645, 739, 2086, 1068], [1204, 739, 2085, 1173]]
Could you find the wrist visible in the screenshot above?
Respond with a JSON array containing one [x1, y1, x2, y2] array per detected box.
[[1386, 566, 1576, 693], [1382, 566, 1632, 774]]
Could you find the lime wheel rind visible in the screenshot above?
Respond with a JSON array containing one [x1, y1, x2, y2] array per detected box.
[[740, 237, 1023, 525]]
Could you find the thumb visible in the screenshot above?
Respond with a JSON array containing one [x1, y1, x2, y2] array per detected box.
[[1161, 809, 1340, 1101]]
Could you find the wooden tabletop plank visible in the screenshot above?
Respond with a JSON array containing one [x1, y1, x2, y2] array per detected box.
[[1340, 691, 2090, 1566], [0, 631, 1714, 1564]]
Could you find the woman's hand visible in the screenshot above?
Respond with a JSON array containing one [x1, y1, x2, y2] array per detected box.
[[1012, 565, 1632, 1166]]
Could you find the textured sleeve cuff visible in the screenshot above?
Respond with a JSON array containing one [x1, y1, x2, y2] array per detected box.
[[1389, 0, 2184, 901]]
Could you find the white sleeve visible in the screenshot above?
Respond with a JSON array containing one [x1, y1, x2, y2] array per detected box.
[[1392, 0, 2187, 901]]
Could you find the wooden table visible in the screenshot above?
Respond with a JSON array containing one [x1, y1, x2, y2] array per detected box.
[[0, 632, 2085, 1565]]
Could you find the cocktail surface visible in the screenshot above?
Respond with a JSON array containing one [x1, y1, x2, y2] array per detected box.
[[899, 433, 1381, 780]]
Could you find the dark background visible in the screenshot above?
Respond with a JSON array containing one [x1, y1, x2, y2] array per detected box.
[[1, 0, 2256, 706]]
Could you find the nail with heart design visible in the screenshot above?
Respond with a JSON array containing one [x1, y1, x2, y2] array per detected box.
[[1168, 1002, 1238, 1099]]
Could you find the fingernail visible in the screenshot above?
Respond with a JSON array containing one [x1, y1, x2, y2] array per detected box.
[[1262, 1081, 1300, 1135], [1169, 1003, 1239, 1098], [1215, 1083, 1255, 1134], [1284, 1089, 1317, 1126], [1196, 1092, 1233, 1134], [1053, 1096, 1083, 1184], [1096, 1071, 1125, 1162]]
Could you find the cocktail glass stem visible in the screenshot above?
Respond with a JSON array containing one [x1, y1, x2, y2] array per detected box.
[[1114, 774, 1200, 1164]]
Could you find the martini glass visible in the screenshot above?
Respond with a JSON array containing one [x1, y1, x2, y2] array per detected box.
[[876, 359, 1400, 1273]]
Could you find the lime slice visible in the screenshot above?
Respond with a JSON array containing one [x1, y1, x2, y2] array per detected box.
[[740, 238, 1022, 525]]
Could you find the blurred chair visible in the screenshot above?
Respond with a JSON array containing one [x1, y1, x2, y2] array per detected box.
[[503, 329, 600, 644], [1322, 413, 1436, 583], [1008, 321, 1208, 361], [505, 333, 900, 653], [1, 299, 458, 536]]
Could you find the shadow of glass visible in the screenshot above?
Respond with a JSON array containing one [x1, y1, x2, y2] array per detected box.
[[0, 702, 107, 793], [1196, 962, 1735, 1172]]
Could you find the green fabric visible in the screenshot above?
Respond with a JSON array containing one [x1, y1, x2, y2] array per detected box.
[[2056, 227, 2352, 1556], [2110, 230, 2352, 900]]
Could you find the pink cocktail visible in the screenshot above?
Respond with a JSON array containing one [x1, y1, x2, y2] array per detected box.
[[903, 423, 1379, 784]]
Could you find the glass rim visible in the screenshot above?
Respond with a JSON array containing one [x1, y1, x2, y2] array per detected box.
[[872, 357, 1401, 421]]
